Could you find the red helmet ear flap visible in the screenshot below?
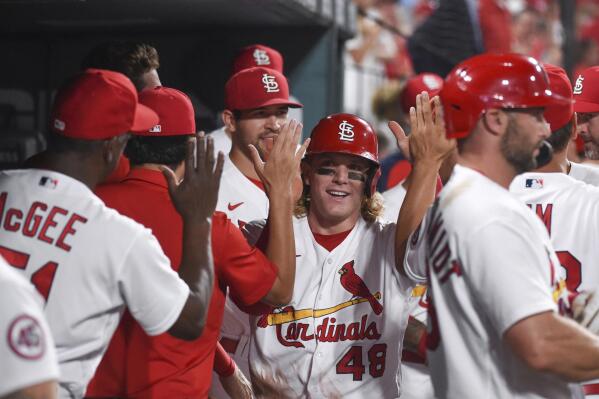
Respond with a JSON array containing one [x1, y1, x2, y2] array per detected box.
[[367, 166, 381, 197]]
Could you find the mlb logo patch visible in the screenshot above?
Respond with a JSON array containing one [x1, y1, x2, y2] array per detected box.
[[53, 119, 66, 131], [39, 176, 58, 189], [525, 178, 543, 189], [149, 124, 162, 133]]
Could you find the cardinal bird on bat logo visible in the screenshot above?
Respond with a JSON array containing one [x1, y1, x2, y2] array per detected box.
[[338, 260, 383, 315]]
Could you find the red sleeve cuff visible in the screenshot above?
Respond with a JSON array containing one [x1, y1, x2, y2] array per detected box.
[[214, 342, 236, 377]]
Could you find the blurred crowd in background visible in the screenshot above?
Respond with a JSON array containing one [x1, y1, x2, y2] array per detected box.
[[343, 0, 599, 160]]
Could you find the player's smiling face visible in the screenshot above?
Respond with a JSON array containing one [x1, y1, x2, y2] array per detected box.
[[232, 105, 289, 159], [576, 112, 599, 160], [305, 153, 370, 227]]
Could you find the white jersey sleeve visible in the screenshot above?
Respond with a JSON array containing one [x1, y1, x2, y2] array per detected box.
[[119, 229, 189, 336], [382, 182, 407, 222], [404, 215, 429, 284], [463, 219, 557, 334], [0, 259, 59, 397], [569, 161, 599, 187]]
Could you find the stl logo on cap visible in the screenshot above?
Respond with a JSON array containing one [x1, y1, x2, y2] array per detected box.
[[338, 120, 355, 142], [574, 75, 584, 95], [253, 49, 271, 66], [262, 74, 280, 93]]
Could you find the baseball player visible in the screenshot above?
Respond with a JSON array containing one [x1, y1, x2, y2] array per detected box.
[[91, 85, 305, 398], [81, 44, 243, 398], [571, 66, 599, 186], [210, 44, 302, 157], [86, 41, 161, 185], [511, 64, 599, 397], [0, 69, 222, 398], [380, 75, 449, 399], [0, 256, 59, 399], [403, 53, 599, 398], [81, 41, 162, 91], [244, 109, 452, 398], [379, 73, 444, 193], [210, 66, 303, 398]]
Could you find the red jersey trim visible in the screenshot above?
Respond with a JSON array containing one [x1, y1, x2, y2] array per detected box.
[[313, 229, 353, 252]]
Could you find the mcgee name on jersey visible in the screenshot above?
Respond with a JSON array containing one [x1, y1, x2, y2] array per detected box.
[[0, 191, 87, 253]]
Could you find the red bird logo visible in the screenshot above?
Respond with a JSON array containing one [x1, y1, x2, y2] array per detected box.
[[338, 260, 383, 315]]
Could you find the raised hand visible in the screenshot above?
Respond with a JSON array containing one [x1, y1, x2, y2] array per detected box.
[[389, 92, 456, 165], [219, 366, 255, 399], [162, 132, 225, 221], [249, 119, 310, 201]]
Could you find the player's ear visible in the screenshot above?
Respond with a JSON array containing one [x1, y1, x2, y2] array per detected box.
[[222, 110, 237, 133], [102, 134, 129, 166], [482, 108, 508, 137], [570, 114, 578, 140]]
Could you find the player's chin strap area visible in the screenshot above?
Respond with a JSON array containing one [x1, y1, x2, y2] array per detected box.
[[535, 140, 553, 169]]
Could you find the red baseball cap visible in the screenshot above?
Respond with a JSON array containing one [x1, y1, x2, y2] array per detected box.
[[543, 64, 574, 132], [137, 86, 196, 136], [232, 44, 284, 74], [51, 68, 158, 140], [400, 73, 444, 114], [573, 66, 599, 113], [225, 67, 302, 111]]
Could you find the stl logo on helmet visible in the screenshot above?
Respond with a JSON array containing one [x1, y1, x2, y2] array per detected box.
[[262, 74, 280, 93], [338, 120, 355, 142], [574, 75, 584, 95], [253, 49, 271, 66]]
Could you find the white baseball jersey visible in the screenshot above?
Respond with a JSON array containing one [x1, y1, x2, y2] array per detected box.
[[209, 126, 233, 157], [382, 181, 407, 223], [383, 182, 436, 399], [248, 216, 413, 398], [569, 161, 599, 187], [0, 169, 189, 399], [0, 257, 59, 397], [212, 155, 270, 398], [511, 172, 599, 397], [400, 285, 436, 399], [405, 165, 571, 399]]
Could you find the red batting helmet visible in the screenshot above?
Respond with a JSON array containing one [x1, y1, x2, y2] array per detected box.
[[306, 113, 380, 196], [440, 53, 570, 139]]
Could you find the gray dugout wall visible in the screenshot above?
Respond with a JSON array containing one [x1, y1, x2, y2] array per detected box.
[[0, 24, 348, 145]]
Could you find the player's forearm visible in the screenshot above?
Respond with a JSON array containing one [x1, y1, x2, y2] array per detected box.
[[536, 317, 599, 381], [2, 381, 58, 399], [172, 219, 214, 338], [261, 191, 295, 306], [395, 161, 440, 271], [403, 316, 427, 354], [507, 312, 599, 381]]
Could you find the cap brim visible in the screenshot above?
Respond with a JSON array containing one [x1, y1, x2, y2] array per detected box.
[[538, 90, 573, 107], [130, 103, 160, 133], [573, 100, 599, 113], [245, 98, 303, 110]]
